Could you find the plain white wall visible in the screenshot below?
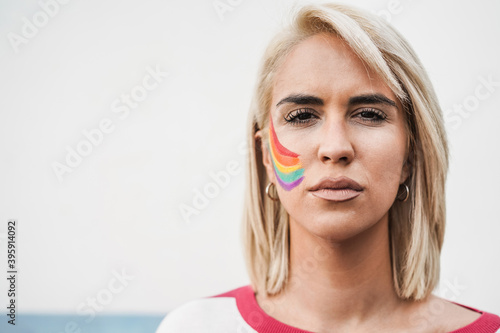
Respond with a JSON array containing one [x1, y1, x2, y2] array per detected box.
[[0, 0, 499, 317]]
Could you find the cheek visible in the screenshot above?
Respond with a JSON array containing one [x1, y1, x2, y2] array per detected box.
[[269, 149, 305, 191], [268, 120, 305, 191], [357, 131, 407, 199]]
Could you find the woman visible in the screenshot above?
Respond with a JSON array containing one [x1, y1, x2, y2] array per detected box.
[[157, 3, 500, 332]]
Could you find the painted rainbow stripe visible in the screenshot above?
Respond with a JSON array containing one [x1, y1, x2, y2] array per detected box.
[[268, 117, 304, 191]]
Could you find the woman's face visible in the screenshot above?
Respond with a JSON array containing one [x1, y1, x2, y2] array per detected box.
[[261, 33, 409, 242]]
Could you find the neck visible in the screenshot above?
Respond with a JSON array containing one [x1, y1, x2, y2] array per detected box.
[[258, 214, 409, 332]]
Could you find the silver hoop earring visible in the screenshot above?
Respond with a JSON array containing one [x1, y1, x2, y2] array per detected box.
[[397, 184, 409, 202], [265, 183, 279, 201]]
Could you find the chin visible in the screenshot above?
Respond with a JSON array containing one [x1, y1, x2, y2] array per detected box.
[[290, 208, 390, 244]]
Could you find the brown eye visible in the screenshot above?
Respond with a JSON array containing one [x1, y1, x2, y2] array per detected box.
[[284, 108, 319, 125], [356, 108, 387, 123], [297, 112, 313, 120]]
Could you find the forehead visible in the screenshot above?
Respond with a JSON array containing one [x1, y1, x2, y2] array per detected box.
[[272, 33, 394, 106]]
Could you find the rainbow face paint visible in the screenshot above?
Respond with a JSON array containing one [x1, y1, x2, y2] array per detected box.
[[268, 117, 304, 191]]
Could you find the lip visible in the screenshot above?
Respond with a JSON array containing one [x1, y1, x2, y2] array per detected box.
[[309, 176, 363, 202]]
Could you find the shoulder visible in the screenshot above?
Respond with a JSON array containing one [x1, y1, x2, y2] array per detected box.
[[408, 295, 500, 333], [156, 286, 255, 333], [443, 301, 500, 333]]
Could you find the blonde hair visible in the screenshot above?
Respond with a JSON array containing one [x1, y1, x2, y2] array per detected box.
[[243, 3, 448, 300]]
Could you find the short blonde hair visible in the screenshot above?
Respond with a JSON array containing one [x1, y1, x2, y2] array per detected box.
[[243, 3, 449, 301]]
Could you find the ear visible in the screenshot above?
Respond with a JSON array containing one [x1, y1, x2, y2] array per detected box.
[[400, 162, 410, 184], [400, 136, 413, 184], [255, 129, 276, 184], [400, 154, 411, 184]]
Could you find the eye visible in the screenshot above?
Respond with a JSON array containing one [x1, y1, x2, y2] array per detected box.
[[354, 108, 387, 124], [284, 108, 319, 125]]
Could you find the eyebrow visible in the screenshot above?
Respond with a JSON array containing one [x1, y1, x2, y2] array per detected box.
[[275, 94, 324, 107], [348, 94, 397, 107], [275, 93, 397, 108]]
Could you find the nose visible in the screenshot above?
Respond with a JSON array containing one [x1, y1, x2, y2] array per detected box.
[[317, 119, 355, 165]]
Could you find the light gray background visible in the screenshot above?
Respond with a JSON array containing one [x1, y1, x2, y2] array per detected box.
[[0, 0, 499, 316]]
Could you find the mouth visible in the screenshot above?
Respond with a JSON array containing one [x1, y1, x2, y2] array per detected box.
[[308, 176, 363, 202]]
